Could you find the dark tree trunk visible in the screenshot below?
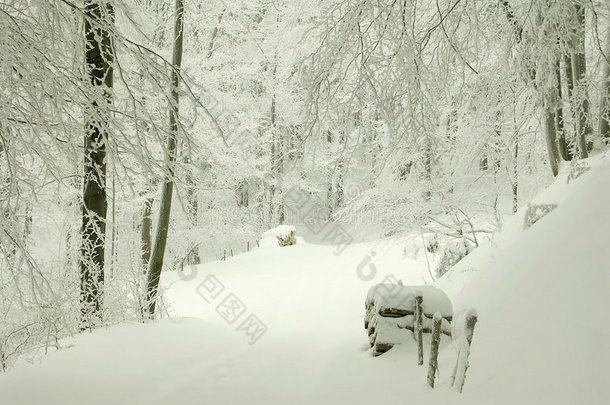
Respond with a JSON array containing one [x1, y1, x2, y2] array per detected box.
[[146, 0, 184, 316], [599, 29, 610, 143], [501, 1, 562, 176], [512, 133, 518, 214], [563, 54, 576, 156], [185, 170, 201, 265], [555, 59, 571, 161], [571, 4, 591, 158], [544, 98, 560, 177], [423, 137, 432, 201], [269, 62, 284, 224], [80, 0, 114, 328]]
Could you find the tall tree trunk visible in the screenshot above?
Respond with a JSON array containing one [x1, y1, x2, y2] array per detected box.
[[564, 54, 575, 98], [555, 59, 571, 161], [501, 1, 562, 176], [544, 98, 560, 177], [326, 130, 334, 217], [269, 60, 284, 224], [140, 194, 153, 269], [563, 54, 576, 156], [80, 0, 114, 328], [512, 137, 518, 213], [599, 28, 610, 143], [336, 156, 345, 208], [108, 160, 117, 278], [185, 163, 200, 265], [146, 0, 184, 316], [423, 136, 432, 201], [183, 7, 224, 264], [571, 4, 591, 158]]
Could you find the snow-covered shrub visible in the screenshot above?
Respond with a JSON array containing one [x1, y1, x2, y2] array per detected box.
[[425, 234, 440, 254], [434, 239, 475, 278], [260, 225, 297, 247], [567, 161, 590, 184], [523, 203, 558, 229]]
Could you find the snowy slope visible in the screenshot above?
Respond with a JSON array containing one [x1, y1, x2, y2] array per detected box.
[[0, 156, 608, 404], [439, 155, 610, 405]]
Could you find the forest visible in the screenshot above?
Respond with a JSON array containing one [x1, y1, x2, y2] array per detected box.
[[1, 0, 609, 403]]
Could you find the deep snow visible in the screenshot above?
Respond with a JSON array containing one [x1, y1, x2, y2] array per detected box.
[[0, 155, 608, 405]]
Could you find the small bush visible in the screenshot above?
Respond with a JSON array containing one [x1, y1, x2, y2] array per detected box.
[[277, 230, 296, 247], [524, 203, 558, 229], [567, 161, 590, 184], [426, 234, 440, 254], [435, 239, 475, 278]]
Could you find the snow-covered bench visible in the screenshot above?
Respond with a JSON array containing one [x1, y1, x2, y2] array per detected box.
[[365, 284, 453, 355]]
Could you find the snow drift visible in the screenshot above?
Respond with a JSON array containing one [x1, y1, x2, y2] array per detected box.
[[0, 156, 608, 404]]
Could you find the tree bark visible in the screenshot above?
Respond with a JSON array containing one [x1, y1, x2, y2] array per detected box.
[[512, 126, 519, 213], [185, 167, 200, 265], [423, 137, 432, 201], [563, 54, 576, 157], [269, 59, 284, 224], [544, 98, 560, 177], [326, 130, 334, 217], [555, 59, 571, 161], [140, 194, 153, 269], [80, 0, 114, 328], [146, 0, 184, 316], [599, 29, 610, 143], [571, 4, 591, 158], [600, 64, 610, 141]]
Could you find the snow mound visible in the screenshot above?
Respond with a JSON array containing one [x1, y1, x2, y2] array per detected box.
[[1, 156, 608, 405], [437, 155, 610, 404], [260, 225, 297, 247], [366, 284, 453, 319]]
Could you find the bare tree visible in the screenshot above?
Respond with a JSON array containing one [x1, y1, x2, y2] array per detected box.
[[599, 27, 610, 142], [146, 0, 185, 316], [80, 0, 115, 327], [571, 3, 592, 158]]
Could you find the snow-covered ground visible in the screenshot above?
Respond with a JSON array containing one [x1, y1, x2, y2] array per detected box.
[[1, 156, 609, 404]]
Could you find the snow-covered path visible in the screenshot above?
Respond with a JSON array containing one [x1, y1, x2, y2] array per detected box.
[[158, 239, 437, 404], [0, 238, 447, 405], [1, 156, 610, 405]]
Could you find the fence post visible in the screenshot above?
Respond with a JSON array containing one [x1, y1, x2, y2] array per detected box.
[[247, 241, 250, 252], [427, 312, 442, 388], [223, 250, 226, 261], [453, 309, 478, 393], [415, 293, 423, 366]]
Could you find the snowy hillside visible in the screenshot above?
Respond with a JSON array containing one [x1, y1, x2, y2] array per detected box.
[[0, 156, 609, 404], [438, 155, 610, 404]]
